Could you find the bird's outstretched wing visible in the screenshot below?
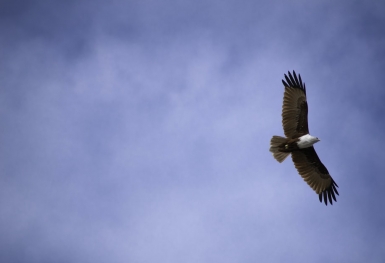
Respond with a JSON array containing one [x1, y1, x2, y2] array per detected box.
[[291, 147, 339, 205], [281, 71, 309, 139]]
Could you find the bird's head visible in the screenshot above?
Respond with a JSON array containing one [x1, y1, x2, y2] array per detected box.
[[310, 136, 320, 144]]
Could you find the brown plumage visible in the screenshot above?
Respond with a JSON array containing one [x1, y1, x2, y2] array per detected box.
[[269, 71, 339, 205]]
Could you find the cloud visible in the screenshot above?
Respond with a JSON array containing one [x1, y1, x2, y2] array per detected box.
[[1, 0, 385, 262]]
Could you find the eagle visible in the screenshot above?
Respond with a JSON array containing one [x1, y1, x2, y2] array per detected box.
[[269, 71, 339, 205]]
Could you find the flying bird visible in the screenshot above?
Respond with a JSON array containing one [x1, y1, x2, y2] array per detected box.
[[269, 71, 339, 205]]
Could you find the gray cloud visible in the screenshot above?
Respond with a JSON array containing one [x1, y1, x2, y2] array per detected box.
[[1, 0, 385, 262]]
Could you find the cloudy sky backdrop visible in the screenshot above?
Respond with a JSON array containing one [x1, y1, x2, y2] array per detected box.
[[1, 0, 385, 262]]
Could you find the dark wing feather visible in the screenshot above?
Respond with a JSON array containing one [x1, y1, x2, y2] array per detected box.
[[281, 71, 309, 138], [291, 147, 339, 205]]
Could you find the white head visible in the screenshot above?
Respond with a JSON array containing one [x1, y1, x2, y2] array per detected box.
[[311, 135, 320, 143], [297, 134, 320, 149]]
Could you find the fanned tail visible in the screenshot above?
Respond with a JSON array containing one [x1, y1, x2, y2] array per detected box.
[[269, 136, 290, 163]]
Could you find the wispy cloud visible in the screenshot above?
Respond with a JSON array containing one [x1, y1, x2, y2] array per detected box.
[[1, 0, 385, 262]]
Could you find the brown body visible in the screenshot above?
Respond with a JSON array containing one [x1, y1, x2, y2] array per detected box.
[[277, 138, 300, 152]]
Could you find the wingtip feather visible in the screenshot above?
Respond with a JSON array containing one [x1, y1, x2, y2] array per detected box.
[[319, 179, 339, 206], [282, 70, 306, 94]]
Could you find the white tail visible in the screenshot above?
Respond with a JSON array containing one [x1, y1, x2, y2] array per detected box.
[[269, 136, 290, 163]]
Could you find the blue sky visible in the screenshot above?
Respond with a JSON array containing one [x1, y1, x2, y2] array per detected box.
[[1, 0, 385, 262]]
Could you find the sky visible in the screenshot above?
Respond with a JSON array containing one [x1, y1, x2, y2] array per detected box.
[[1, 0, 385, 262]]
